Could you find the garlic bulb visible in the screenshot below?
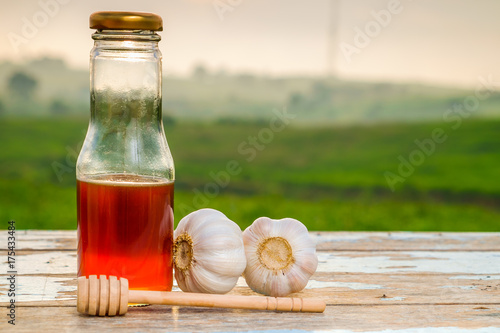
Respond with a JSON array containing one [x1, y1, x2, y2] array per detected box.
[[242, 217, 318, 297], [173, 208, 247, 294]]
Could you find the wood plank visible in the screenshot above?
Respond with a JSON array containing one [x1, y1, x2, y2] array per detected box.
[[0, 250, 76, 275], [0, 230, 76, 251], [1, 273, 499, 307], [1, 304, 499, 332], [313, 232, 500, 251], [1, 250, 499, 307], [316, 251, 500, 275], [2, 231, 500, 251], [3, 249, 500, 277]]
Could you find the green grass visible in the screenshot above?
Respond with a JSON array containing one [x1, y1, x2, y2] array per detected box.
[[1, 117, 500, 231]]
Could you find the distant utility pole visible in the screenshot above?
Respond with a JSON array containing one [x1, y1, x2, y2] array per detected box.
[[327, 0, 340, 77]]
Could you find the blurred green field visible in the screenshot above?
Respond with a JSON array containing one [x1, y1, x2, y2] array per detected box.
[[1, 117, 500, 231]]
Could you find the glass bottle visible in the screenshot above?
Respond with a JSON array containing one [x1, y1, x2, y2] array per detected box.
[[76, 12, 174, 291]]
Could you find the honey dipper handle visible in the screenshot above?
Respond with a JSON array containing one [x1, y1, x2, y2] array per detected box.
[[128, 290, 325, 313]]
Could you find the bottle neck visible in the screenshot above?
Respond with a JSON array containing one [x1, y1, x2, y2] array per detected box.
[[90, 30, 162, 126], [92, 29, 161, 42]]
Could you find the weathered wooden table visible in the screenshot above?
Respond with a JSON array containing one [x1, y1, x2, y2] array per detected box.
[[1, 231, 499, 332]]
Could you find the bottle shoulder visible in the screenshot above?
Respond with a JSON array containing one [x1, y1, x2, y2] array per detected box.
[[76, 122, 174, 181]]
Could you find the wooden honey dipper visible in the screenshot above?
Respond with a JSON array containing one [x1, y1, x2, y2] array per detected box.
[[77, 275, 326, 316]]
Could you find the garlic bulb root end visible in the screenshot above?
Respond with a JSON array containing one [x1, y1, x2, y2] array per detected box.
[[174, 232, 194, 273], [257, 236, 295, 272]]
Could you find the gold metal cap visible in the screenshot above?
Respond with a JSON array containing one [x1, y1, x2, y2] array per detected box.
[[89, 11, 163, 31]]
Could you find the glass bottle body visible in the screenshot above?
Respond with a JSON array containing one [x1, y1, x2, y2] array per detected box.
[[76, 30, 174, 291]]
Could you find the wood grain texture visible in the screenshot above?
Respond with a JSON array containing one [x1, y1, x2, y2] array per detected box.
[[0, 230, 76, 251], [2, 230, 500, 251], [1, 305, 499, 332], [313, 232, 500, 251], [1, 230, 499, 331]]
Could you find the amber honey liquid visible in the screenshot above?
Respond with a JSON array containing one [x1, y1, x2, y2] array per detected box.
[[77, 174, 174, 291]]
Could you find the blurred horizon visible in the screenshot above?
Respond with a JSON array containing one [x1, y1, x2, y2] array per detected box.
[[1, 0, 500, 88], [2, 55, 500, 124]]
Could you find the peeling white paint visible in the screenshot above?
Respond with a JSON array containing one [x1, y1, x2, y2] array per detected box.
[[309, 328, 500, 333], [0, 276, 75, 302], [380, 297, 405, 301], [311, 232, 387, 243], [310, 232, 500, 245], [234, 277, 383, 291], [450, 275, 500, 280], [245, 327, 500, 333], [171, 278, 182, 292], [317, 252, 500, 274], [0, 230, 76, 250], [440, 285, 477, 290], [236, 276, 248, 287], [386, 233, 500, 242], [306, 280, 383, 290], [0, 251, 76, 275], [5, 250, 500, 282]]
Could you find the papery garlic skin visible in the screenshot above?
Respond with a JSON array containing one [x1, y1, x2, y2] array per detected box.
[[242, 217, 318, 297], [173, 208, 247, 294]]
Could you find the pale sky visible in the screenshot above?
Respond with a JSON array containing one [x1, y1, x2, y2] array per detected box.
[[1, 0, 499, 87]]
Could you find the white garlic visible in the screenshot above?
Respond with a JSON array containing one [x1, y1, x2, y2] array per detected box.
[[173, 208, 247, 294], [242, 217, 318, 297]]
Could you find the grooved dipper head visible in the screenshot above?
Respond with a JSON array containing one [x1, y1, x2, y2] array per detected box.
[[77, 275, 129, 316]]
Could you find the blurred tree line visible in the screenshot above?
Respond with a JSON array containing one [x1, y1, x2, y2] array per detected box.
[[1, 70, 73, 116], [2, 57, 500, 125]]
